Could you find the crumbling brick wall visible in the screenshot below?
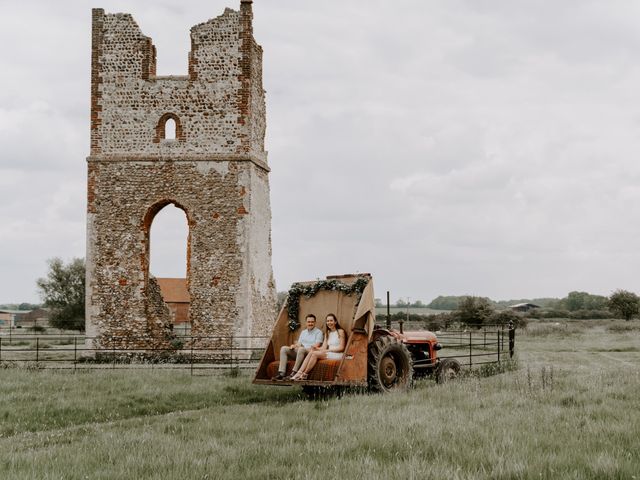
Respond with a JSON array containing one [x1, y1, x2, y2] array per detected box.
[[146, 276, 174, 338], [86, 0, 276, 350]]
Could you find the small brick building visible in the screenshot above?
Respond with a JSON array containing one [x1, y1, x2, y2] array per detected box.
[[15, 308, 51, 329], [156, 278, 190, 324], [85, 0, 277, 349]]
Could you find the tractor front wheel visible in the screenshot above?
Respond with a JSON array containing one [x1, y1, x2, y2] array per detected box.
[[368, 336, 413, 392], [435, 358, 461, 384]]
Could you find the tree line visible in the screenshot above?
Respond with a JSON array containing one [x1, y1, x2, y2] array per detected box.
[[383, 291, 639, 331], [8, 258, 640, 332], [379, 290, 637, 317], [0, 302, 40, 311]]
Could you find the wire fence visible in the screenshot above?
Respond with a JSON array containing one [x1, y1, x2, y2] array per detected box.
[[0, 333, 270, 375], [435, 324, 516, 368], [0, 325, 515, 374]]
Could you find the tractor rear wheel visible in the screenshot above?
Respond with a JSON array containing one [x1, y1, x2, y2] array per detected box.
[[435, 358, 461, 384], [368, 336, 413, 392]]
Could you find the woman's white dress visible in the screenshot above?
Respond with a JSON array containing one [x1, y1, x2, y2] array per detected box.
[[326, 330, 344, 359]]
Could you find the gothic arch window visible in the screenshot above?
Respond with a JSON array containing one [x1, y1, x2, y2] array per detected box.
[[154, 113, 184, 142], [142, 199, 192, 281], [142, 200, 192, 327]]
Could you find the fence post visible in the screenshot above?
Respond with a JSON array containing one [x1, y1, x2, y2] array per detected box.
[[74, 337, 77, 371], [497, 330, 501, 363], [190, 338, 194, 376], [468, 331, 472, 368], [0, 337, 2, 362], [36, 337, 39, 363], [509, 322, 515, 358], [112, 343, 116, 369], [229, 335, 234, 370]]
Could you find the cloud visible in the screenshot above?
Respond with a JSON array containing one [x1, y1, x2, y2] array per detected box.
[[3, 0, 640, 304], [0, 170, 86, 303], [0, 102, 85, 172]]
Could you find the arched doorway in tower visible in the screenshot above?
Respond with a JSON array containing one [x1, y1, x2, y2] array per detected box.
[[148, 202, 191, 335]]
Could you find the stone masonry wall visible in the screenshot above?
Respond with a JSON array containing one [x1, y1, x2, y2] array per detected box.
[[146, 276, 174, 339], [92, 8, 264, 159], [86, 0, 276, 350], [249, 42, 267, 157]]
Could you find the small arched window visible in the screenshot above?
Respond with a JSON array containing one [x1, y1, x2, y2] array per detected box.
[[165, 118, 176, 140], [154, 113, 183, 143]]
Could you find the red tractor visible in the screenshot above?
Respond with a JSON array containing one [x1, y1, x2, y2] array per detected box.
[[253, 274, 461, 392]]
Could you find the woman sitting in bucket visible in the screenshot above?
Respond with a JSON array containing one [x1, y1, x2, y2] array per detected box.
[[291, 313, 346, 381]]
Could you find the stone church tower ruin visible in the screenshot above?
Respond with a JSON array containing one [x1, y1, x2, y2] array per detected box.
[[85, 0, 276, 349]]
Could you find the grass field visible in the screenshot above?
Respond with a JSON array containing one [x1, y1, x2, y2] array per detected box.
[[1, 320, 639, 479]]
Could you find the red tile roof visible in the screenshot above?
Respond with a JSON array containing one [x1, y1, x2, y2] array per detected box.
[[156, 278, 190, 303]]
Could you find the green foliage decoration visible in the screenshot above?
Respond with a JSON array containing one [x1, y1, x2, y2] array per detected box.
[[286, 277, 369, 331]]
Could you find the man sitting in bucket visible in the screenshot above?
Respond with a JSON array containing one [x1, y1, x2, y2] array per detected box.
[[272, 314, 324, 381]]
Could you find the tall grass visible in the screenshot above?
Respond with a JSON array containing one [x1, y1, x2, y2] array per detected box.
[[0, 321, 639, 479], [524, 321, 584, 337]]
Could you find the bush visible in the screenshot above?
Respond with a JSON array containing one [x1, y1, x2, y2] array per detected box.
[[526, 309, 570, 319], [490, 310, 528, 329], [379, 311, 456, 331], [454, 296, 494, 328], [526, 308, 614, 320], [567, 309, 615, 320], [422, 313, 455, 331], [608, 289, 640, 321], [384, 300, 528, 330]]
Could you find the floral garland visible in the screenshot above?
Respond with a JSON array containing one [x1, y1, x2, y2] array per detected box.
[[286, 277, 369, 331]]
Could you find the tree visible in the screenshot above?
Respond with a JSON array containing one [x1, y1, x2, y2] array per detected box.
[[608, 289, 639, 321], [563, 291, 608, 311], [454, 296, 494, 328], [565, 291, 588, 311], [37, 258, 85, 331], [427, 295, 465, 310], [18, 302, 40, 310]]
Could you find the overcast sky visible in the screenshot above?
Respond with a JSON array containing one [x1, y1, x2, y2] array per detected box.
[[2, 0, 640, 304]]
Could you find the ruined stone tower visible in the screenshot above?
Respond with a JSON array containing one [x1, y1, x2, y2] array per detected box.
[[85, 0, 276, 349]]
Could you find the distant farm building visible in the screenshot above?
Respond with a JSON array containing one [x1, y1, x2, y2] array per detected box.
[[157, 278, 190, 324], [0, 310, 29, 327], [15, 308, 51, 329], [509, 303, 540, 313]]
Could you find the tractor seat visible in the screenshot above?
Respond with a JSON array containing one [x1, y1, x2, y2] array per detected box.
[[266, 360, 340, 382]]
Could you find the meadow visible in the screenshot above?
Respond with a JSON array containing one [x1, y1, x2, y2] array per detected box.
[[0, 320, 639, 479]]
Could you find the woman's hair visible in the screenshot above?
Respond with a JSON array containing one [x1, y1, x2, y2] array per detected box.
[[325, 313, 341, 333]]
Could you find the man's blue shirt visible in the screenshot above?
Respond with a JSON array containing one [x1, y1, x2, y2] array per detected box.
[[298, 327, 323, 348]]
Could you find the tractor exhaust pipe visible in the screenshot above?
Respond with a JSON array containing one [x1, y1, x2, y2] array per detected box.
[[386, 291, 391, 329]]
